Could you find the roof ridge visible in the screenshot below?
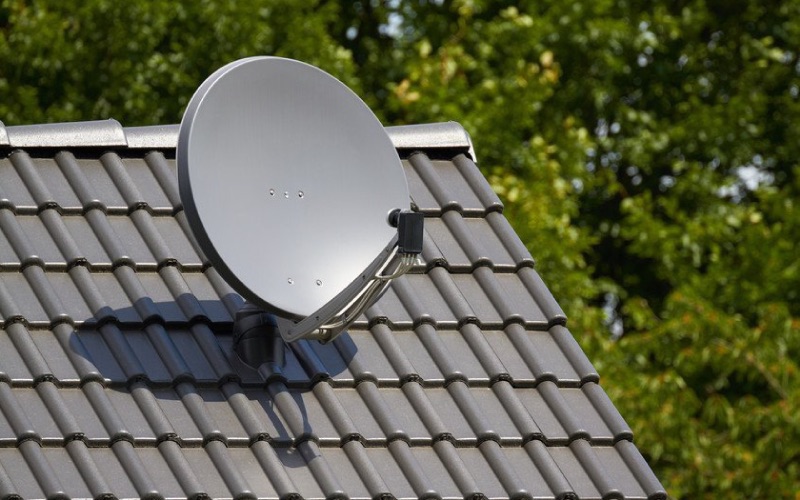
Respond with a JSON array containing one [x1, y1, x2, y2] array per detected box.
[[0, 119, 476, 159]]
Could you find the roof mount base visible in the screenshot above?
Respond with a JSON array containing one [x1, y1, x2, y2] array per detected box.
[[233, 303, 285, 369]]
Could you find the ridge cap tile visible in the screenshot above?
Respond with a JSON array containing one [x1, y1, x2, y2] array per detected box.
[[4, 119, 126, 148]]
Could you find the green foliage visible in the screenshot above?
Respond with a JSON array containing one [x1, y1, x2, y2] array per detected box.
[[2, 0, 799, 497], [0, 0, 357, 124]]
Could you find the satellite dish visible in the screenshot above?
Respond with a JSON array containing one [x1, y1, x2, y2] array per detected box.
[[178, 57, 423, 343]]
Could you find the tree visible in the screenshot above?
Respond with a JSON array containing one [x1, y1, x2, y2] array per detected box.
[[2, 0, 798, 497], [351, 2, 800, 495]]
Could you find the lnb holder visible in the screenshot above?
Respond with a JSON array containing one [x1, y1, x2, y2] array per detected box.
[[389, 209, 424, 255]]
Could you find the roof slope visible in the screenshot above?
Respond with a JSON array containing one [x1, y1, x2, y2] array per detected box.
[[0, 121, 665, 500]]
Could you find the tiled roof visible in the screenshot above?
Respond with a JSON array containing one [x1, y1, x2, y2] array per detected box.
[[0, 120, 665, 500]]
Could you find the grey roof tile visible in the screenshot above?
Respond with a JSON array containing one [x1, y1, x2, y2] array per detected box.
[[431, 440, 481, 498], [330, 331, 393, 384], [434, 328, 492, 383], [60, 387, 108, 443], [62, 156, 128, 212], [71, 267, 135, 323], [86, 210, 134, 266], [583, 382, 633, 442], [486, 211, 535, 267], [185, 446, 235, 498], [592, 444, 650, 499], [64, 441, 109, 498], [0, 447, 42, 499], [156, 439, 207, 498], [538, 381, 592, 442], [364, 446, 417, 499], [343, 439, 390, 498], [0, 407, 15, 446], [16, 386, 61, 444], [452, 444, 510, 498], [389, 440, 441, 499], [442, 211, 494, 268], [204, 266, 244, 315], [427, 266, 476, 322], [547, 445, 602, 499], [550, 325, 600, 384], [0, 210, 43, 268], [408, 153, 497, 216], [400, 273, 460, 327], [151, 388, 203, 443], [82, 446, 138, 498], [0, 382, 38, 444], [147, 324, 194, 380], [360, 382, 422, 443], [62, 216, 112, 267], [131, 382, 177, 442], [4, 322, 50, 381], [29, 157, 83, 211], [189, 323, 237, 380], [449, 381, 516, 443], [450, 273, 504, 326], [524, 439, 574, 499], [391, 329, 446, 384], [571, 438, 625, 499], [616, 440, 667, 500], [84, 380, 133, 442], [452, 154, 504, 213], [421, 217, 470, 271], [103, 154, 174, 213], [368, 323, 418, 382], [126, 158, 173, 212], [0, 126, 664, 499], [110, 440, 161, 497], [28, 328, 79, 383], [125, 327, 176, 382], [421, 213, 529, 272], [479, 439, 532, 499], [518, 267, 567, 325], [481, 329, 538, 385], [131, 210, 174, 265], [561, 387, 615, 442], [0, 272, 48, 326], [504, 324, 580, 384], [493, 381, 543, 440], [507, 445, 566, 498], [121, 269, 176, 322], [0, 156, 37, 212], [143, 151, 181, 208], [41, 270, 92, 323], [21, 265, 71, 325], [9, 153, 56, 211], [151, 216, 204, 268], [107, 386, 158, 444], [39, 209, 82, 266], [403, 159, 439, 215], [108, 215, 158, 267], [14, 215, 65, 268], [140, 445, 189, 498], [313, 381, 360, 441], [168, 328, 223, 382], [222, 445, 272, 498]]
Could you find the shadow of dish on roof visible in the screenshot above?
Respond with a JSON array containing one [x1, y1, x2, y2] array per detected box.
[[67, 295, 356, 472]]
